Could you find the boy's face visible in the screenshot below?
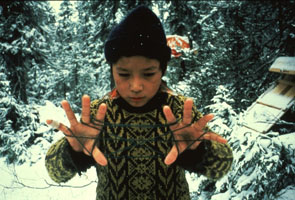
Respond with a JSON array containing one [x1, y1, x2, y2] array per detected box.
[[112, 56, 162, 107]]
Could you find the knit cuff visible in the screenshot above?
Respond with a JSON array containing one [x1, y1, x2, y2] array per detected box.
[[45, 138, 78, 183], [66, 141, 96, 175], [174, 141, 207, 172], [175, 140, 233, 180]]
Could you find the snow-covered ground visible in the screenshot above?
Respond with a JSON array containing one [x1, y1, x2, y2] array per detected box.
[[0, 101, 97, 200], [0, 157, 97, 200]]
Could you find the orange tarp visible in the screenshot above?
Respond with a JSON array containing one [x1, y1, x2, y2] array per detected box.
[[166, 35, 190, 57]]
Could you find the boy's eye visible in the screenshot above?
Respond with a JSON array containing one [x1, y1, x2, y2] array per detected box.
[[144, 73, 155, 77], [118, 73, 130, 77]]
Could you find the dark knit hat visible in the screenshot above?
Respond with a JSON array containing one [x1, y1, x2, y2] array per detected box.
[[104, 5, 171, 73]]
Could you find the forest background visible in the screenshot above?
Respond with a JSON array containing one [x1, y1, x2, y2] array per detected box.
[[0, 0, 295, 200]]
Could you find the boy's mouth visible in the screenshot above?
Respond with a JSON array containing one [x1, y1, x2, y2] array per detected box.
[[130, 97, 144, 102]]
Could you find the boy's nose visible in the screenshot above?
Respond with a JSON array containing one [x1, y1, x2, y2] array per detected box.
[[130, 77, 143, 93]]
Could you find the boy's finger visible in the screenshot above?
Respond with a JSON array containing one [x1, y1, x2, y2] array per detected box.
[[193, 114, 214, 131], [183, 98, 193, 125], [163, 106, 177, 129], [188, 140, 201, 150], [95, 103, 107, 122], [46, 119, 60, 129], [61, 100, 78, 127], [164, 145, 178, 165], [83, 141, 96, 156], [47, 120, 72, 137], [81, 95, 91, 124], [203, 132, 227, 144], [92, 146, 108, 166]]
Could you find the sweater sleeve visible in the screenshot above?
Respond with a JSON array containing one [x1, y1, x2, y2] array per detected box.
[[175, 140, 233, 180], [45, 137, 95, 183], [172, 95, 233, 180]]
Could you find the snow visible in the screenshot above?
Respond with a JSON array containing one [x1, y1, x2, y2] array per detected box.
[[36, 100, 69, 126], [243, 103, 282, 133], [1, 102, 97, 200], [277, 186, 295, 200], [0, 157, 97, 200], [211, 191, 232, 200], [49, 1, 61, 13], [277, 132, 295, 148]]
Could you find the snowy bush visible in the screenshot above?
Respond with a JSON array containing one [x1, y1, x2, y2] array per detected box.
[[0, 74, 58, 164], [188, 125, 295, 200], [226, 130, 283, 200], [0, 98, 67, 165], [205, 85, 237, 138], [0, 96, 39, 164], [187, 86, 238, 199], [186, 87, 295, 199]]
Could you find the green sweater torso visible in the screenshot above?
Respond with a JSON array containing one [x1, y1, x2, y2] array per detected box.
[[92, 92, 191, 200], [45, 92, 233, 200]]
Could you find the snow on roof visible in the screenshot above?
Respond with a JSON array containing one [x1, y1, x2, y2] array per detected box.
[[269, 57, 295, 75], [243, 103, 285, 133], [243, 57, 295, 133]]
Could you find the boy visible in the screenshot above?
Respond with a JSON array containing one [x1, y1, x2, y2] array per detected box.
[[45, 5, 233, 200]]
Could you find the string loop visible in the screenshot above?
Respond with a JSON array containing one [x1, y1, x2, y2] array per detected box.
[[63, 117, 207, 159]]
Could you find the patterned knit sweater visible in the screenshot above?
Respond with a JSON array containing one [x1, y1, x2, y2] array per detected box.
[[45, 91, 233, 200]]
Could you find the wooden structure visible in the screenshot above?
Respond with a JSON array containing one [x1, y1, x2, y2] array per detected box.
[[243, 57, 295, 133]]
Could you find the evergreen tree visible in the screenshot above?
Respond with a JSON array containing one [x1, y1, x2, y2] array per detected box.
[[205, 85, 237, 138], [50, 0, 81, 109], [120, 0, 153, 15], [203, 0, 295, 111], [0, 1, 57, 164], [0, 1, 55, 104], [74, 1, 115, 104], [26, 3, 56, 103], [161, 0, 295, 112], [162, 1, 222, 109]]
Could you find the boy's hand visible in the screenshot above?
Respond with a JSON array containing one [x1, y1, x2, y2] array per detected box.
[[163, 98, 227, 165], [46, 95, 108, 166]]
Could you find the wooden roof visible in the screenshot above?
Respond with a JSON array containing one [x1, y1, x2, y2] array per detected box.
[[243, 57, 295, 133], [243, 81, 295, 133], [269, 57, 295, 75]]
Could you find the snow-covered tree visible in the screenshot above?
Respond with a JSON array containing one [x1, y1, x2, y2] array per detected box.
[[0, 1, 55, 104], [74, 1, 112, 102], [205, 85, 237, 138], [0, 59, 38, 164], [54, 1, 77, 103], [0, 1, 57, 164]]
